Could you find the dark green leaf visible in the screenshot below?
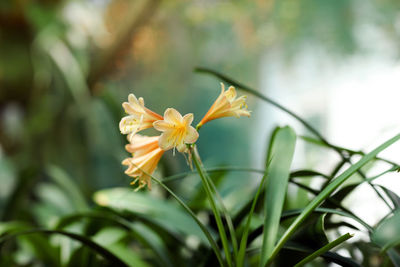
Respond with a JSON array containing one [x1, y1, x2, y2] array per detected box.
[[0, 229, 130, 267], [376, 185, 400, 209]]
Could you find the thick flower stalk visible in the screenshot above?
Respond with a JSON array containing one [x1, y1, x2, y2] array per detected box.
[[119, 93, 163, 138], [122, 134, 164, 190], [153, 108, 199, 153], [197, 83, 250, 128]]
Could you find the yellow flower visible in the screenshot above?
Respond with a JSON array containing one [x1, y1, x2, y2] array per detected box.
[[197, 83, 250, 128], [122, 134, 164, 190], [153, 108, 199, 153], [119, 94, 163, 138]]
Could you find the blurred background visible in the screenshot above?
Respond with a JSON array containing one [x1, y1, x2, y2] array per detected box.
[[1, 0, 400, 263]]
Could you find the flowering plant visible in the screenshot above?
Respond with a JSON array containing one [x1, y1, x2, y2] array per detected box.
[[112, 76, 400, 267], [1, 72, 400, 267], [119, 83, 250, 191]]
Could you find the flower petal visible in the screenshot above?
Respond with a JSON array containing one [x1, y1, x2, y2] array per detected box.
[[153, 120, 172, 132], [119, 115, 140, 134], [163, 108, 183, 124], [236, 109, 251, 117], [220, 82, 226, 92], [138, 97, 145, 107], [184, 126, 199, 144], [198, 83, 250, 126], [177, 143, 188, 153], [122, 158, 131, 166], [225, 86, 237, 102], [158, 131, 176, 151], [128, 93, 138, 103], [122, 102, 134, 114], [183, 113, 194, 126]]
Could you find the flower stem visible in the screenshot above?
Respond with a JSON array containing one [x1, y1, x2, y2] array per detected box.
[[191, 145, 233, 267], [151, 175, 226, 267]]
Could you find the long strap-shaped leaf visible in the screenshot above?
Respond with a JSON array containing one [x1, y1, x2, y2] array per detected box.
[[237, 159, 272, 267], [260, 126, 297, 266], [265, 133, 400, 266], [0, 229, 129, 267], [294, 233, 353, 267]]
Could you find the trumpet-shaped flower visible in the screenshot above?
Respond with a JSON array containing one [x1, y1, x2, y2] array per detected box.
[[122, 134, 164, 190], [197, 83, 250, 128], [153, 108, 199, 153], [119, 94, 163, 138]]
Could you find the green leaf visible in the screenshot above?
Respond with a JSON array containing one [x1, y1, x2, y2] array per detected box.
[[54, 211, 173, 267], [106, 242, 150, 267], [248, 241, 361, 267], [246, 207, 369, 249], [93, 188, 212, 245], [290, 214, 329, 249], [294, 233, 354, 267], [33, 182, 75, 226], [281, 208, 371, 231], [237, 159, 271, 267], [274, 214, 329, 266], [130, 222, 174, 267], [372, 210, 400, 252], [93, 227, 150, 267], [266, 132, 400, 266], [0, 229, 129, 267], [260, 126, 297, 266], [387, 250, 400, 267], [2, 166, 39, 221], [330, 184, 359, 203], [45, 165, 88, 211], [376, 185, 400, 209], [0, 221, 31, 236], [0, 222, 59, 265], [290, 170, 329, 179]]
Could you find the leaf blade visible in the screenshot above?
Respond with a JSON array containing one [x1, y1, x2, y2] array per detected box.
[[266, 132, 400, 266], [260, 126, 297, 266]]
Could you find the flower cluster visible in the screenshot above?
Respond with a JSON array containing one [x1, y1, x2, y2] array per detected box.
[[119, 83, 250, 190]]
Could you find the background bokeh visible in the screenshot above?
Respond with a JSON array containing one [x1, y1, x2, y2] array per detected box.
[[1, 0, 400, 263]]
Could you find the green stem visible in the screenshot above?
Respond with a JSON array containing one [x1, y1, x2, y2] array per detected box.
[[294, 233, 353, 267], [189, 147, 239, 260], [151, 176, 226, 267], [207, 173, 239, 260], [191, 146, 232, 267]]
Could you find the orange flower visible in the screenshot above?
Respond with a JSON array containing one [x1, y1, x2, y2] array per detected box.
[[197, 83, 250, 128], [153, 108, 199, 153], [122, 134, 164, 190], [119, 94, 163, 138]]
